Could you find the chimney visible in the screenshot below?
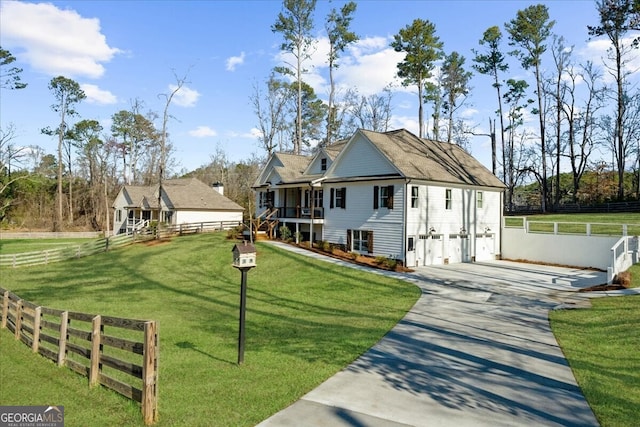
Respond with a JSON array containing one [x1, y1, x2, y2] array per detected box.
[[211, 182, 224, 196]]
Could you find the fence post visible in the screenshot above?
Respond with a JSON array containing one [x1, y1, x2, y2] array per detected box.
[[32, 307, 41, 353], [58, 311, 68, 367], [89, 315, 102, 387], [14, 299, 23, 340], [586, 223, 591, 236], [142, 321, 158, 425], [1, 291, 9, 328]]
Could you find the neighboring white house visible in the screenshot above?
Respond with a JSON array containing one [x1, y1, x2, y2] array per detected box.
[[112, 178, 243, 234], [253, 129, 505, 266]]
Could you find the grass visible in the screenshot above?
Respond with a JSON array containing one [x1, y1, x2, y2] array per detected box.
[[0, 233, 421, 426], [524, 213, 640, 224], [505, 212, 640, 235], [550, 271, 640, 426], [0, 238, 96, 254]]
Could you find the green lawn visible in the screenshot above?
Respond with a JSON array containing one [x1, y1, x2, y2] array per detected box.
[[0, 238, 95, 254], [550, 265, 640, 427], [524, 212, 640, 224], [505, 212, 640, 235], [0, 233, 420, 426]]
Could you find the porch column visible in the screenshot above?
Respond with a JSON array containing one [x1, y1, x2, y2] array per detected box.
[[295, 223, 300, 244]]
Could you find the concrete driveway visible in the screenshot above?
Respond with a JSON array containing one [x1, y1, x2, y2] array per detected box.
[[257, 249, 605, 427]]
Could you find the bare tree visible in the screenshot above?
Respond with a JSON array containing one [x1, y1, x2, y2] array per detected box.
[[562, 61, 605, 202], [251, 73, 292, 155], [549, 36, 572, 208], [588, 0, 640, 199], [157, 70, 189, 235], [344, 87, 394, 133], [0, 124, 29, 218]]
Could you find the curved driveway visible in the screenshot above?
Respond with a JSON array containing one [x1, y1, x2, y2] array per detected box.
[[258, 243, 606, 427]]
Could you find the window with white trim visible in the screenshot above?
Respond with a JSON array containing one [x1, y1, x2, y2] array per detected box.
[[313, 189, 323, 208], [411, 186, 419, 208], [445, 189, 452, 210], [477, 191, 483, 209], [352, 229, 370, 252], [331, 187, 346, 209], [373, 185, 394, 209]]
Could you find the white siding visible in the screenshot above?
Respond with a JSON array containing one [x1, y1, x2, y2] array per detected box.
[[323, 180, 404, 258], [404, 183, 502, 265], [328, 134, 398, 178], [112, 190, 129, 233], [174, 210, 242, 224], [307, 154, 330, 175]]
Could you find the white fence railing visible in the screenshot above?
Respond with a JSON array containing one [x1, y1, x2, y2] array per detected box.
[[1, 221, 243, 269], [608, 236, 640, 284], [502, 217, 639, 277], [0, 232, 144, 269]]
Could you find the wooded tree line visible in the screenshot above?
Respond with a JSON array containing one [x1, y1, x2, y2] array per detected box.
[[259, 0, 640, 212], [1, 0, 639, 231]]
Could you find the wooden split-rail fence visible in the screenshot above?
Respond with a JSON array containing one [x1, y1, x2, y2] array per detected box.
[[0, 232, 144, 269], [0, 288, 159, 425]]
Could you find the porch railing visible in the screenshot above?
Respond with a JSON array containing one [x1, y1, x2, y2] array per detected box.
[[275, 206, 324, 219], [127, 219, 149, 231]]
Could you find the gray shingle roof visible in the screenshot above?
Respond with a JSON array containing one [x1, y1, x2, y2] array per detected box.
[[122, 178, 243, 211], [361, 129, 505, 188], [254, 129, 504, 189], [271, 153, 311, 183]]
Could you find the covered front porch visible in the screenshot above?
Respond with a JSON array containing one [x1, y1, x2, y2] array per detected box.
[[115, 207, 172, 234], [277, 218, 325, 243]]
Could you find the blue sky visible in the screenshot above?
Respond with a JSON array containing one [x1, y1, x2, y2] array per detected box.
[[1, 0, 636, 174]]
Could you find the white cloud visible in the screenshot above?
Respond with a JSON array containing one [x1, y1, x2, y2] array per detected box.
[[81, 84, 117, 104], [169, 85, 200, 107], [226, 52, 246, 71], [189, 126, 217, 137], [460, 108, 479, 119], [0, 1, 121, 78], [578, 37, 640, 83], [273, 35, 403, 100], [337, 46, 404, 96], [248, 128, 262, 139], [226, 129, 261, 139], [390, 115, 419, 135]]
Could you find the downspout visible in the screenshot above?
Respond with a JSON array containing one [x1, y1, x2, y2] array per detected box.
[[472, 189, 477, 262], [499, 188, 505, 260], [404, 179, 411, 267], [310, 184, 314, 244]]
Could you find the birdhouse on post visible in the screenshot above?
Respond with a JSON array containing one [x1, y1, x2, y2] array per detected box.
[[232, 241, 257, 269]]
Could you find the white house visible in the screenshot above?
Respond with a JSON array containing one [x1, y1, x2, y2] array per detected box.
[[112, 178, 243, 234], [253, 129, 505, 266]]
